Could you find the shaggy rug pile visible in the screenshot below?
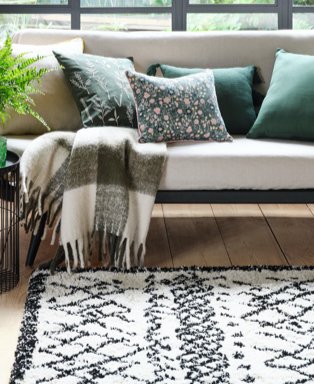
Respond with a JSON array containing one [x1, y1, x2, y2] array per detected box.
[[10, 267, 314, 384]]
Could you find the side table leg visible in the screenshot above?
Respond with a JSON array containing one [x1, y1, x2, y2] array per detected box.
[[25, 213, 47, 267]]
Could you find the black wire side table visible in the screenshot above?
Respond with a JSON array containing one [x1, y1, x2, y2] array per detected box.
[[0, 151, 20, 293]]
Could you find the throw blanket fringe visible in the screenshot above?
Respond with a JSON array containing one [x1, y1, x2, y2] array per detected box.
[[20, 131, 74, 236], [20, 128, 166, 271]]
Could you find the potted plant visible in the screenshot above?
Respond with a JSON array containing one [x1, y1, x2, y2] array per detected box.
[[0, 35, 50, 166]]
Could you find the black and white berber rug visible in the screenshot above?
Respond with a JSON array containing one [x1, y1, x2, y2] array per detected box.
[[11, 267, 314, 384]]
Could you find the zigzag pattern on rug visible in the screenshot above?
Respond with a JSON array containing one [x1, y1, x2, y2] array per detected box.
[[10, 267, 314, 384]]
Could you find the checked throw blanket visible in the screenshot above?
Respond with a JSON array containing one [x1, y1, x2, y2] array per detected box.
[[20, 127, 166, 270]]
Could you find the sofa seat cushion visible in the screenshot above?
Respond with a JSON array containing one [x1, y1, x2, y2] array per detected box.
[[7, 135, 39, 157], [7, 134, 314, 191], [159, 136, 314, 190]]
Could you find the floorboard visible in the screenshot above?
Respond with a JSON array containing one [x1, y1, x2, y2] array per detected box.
[[211, 204, 287, 266], [163, 204, 231, 267], [260, 204, 314, 266], [0, 227, 58, 384], [145, 204, 173, 267]]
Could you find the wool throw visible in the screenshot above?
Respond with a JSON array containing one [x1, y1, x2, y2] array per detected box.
[[20, 128, 166, 270]]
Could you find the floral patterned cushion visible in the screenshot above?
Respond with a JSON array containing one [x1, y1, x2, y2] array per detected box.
[[126, 70, 232, 143]]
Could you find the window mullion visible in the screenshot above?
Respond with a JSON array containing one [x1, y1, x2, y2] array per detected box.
[[172, 0, 187, 31], [278, 0, 293, 29], [70, 0, 80, 30]]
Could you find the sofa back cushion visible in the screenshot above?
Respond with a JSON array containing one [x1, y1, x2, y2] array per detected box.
[[12, 29, 314, 98], [1, 38, 84, 135]]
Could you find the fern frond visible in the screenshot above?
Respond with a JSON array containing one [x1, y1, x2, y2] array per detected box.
[[0, 35, 55, 130], [0, 36, 12, 62]]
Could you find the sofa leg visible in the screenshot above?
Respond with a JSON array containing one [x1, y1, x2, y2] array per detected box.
[[25, 213, 47, 267]]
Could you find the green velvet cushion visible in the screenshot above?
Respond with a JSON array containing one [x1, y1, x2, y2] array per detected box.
[[147, 64, 256, 135], [247, 49, 314, 141], [53, 51, 136, 128]]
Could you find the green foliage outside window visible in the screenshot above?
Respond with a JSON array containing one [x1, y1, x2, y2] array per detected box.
[[90, 0, 170, 5], [193, 0, 313, 3], [294, 0, 314, 5], [191, 1, 274, 4]]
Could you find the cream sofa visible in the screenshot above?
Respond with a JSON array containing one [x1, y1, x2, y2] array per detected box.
[[8, 29, 314, 203]]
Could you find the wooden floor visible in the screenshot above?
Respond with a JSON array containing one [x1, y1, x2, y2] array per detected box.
[[1, 203, 314, 383]]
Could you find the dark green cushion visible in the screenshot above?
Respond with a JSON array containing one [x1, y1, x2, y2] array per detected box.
[[53, 51, 136, 128], [147, 63, 256, 135], [247, 49, 314, 141]]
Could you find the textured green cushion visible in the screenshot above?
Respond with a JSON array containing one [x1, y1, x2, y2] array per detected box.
[[247, 49, 314, 141], [147, 64, 256, 135], [126, 70, 232, 143], [53, 52, 136, 128]]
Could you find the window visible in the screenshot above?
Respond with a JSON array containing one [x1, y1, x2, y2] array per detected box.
[[80, 0, 171, 6], [80, 13, 171, 31], [0, 0, 314, 36], [293, 0, 314, 29], [187, 0, 277, 31], [187, 13, 277, 31], [0, 14, 70, 38]]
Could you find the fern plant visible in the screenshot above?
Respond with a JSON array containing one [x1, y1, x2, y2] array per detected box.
[[0, 35, 50, 129]]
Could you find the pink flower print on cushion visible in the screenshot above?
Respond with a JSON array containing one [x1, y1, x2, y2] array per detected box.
[[154, 107, 161, 115], [126, 69, 231, 143]]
